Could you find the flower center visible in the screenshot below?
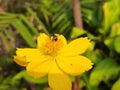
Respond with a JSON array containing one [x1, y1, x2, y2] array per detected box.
[[43, 34, 64, 56]]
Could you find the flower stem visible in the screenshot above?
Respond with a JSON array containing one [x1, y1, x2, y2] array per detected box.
[[73, 0, 83, 29], [73, 76, 81, 90], [73, 0, 84, 89]]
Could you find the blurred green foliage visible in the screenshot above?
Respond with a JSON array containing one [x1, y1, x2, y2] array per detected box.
[[0, 0, 120, 90]]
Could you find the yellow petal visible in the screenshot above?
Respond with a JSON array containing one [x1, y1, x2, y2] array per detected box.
[[48, 62, 72, 90], [37, 33, 49, 48], [56, 55, 93, 76], [14, 56, 29, 66], [16, 48, 43, 62], [56, 34, 67, 47], [26, 56, 53, 79], [60, 37, 90, 56]]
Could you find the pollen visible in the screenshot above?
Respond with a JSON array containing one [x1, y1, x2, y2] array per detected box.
[[43, 36, 63, 56]]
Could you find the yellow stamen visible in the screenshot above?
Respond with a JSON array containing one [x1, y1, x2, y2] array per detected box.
[[43, 36, 63, 56]]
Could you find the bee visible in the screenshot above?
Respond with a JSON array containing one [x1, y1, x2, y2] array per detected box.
[[50, 34, 58, 41]]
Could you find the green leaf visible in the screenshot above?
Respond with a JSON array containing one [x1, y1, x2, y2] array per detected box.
[[111, 78, 120, 90], [11, 71, 24, 85], [23, 71, 48, 84], [114, 37, 120, 53], [12, 71, 48, 85], [111, 23, 120, 35], [58, 21, 71, 33], [0, 13, 16, 19], [12, 19, 36, 47], [0, 32, 11, 52], [104, 38, 115, 50], [85, 49, 103, 64], [52, 14, 66, 28], [114, 23, 120, 53], [19, 14, 39, 35], [89, 58, 120, 87], [104, 22, 120, 51], [27, 7, 49, 35], [71, 27, 86, 39], [103, 0, 120, 31], [4, 29, 14, 41]]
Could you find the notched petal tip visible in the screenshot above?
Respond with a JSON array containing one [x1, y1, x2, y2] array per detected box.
[[14, 56, 29, 66], [57, 55, 93, 76], [60, 37, 91, 56]]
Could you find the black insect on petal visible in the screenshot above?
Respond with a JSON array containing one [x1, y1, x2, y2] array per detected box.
[[51, 34, 58, 41]]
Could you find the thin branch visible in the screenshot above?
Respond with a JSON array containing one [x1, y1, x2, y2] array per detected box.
[[72, 0, 84, 90], [73, 0, 83, 29], [0, 0, 8, 12]]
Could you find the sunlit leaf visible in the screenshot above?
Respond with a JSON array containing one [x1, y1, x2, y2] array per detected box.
[[104, 22, 120, 50], [111, 78, 120, 90], [103, 0, 120, 31], [114, 23, 120, 53], [71, 27, 86, 39], [114, 37, 120, 53]]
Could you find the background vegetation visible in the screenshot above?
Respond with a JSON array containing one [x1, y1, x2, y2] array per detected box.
[[0, 0, 120, 90]]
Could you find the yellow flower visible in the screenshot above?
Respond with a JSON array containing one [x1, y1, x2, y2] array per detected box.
[[14, 33, 93, 90]]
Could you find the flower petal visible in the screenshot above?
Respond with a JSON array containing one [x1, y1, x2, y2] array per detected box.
[[57, 55, 93, 76], [14, 56, 28, 66], [60, 37, 90, 56], [48, 62, 72, 90], [37, 33, 49, 48], [56, 34, 67, 46], [16, 48, 44, 62], [26, 56, 53, 79]]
